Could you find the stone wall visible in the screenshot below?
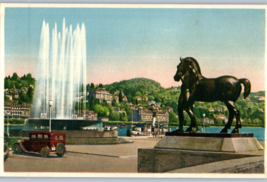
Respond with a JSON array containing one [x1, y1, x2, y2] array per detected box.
[[212, 160, 264, 173], [21, 130, 117, 138]]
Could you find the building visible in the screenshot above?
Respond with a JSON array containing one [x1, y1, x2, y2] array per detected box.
[[148, 100, 156, 106], [4, 102, 31, 119], [113, 107, 121, 113], [5, 94, 13, 101], [208, 108, 214, 112], [254, 96, 265, 101], [130, 109, 169, 126], [202, 118, 214, 124], [127, 102, 135, 109], [21, 87, 29, 93], [122, 95, 128, 103], [213, 114, 228, 124], [135, 96, 143, 101], [165, 106, 173, 112], [89, 89, 113, 104], [98, 117, 109, 121], [75, 110, 98, 120]]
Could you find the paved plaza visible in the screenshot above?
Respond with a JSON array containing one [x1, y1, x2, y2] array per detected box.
[[4, 137, 161, 173], [4, 137, 264, 173]]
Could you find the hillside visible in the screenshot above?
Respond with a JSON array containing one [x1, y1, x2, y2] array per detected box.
[[104, 78, 167, 103]]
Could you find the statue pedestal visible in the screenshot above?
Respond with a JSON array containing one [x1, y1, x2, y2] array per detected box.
[[138, 133, 263, 173]]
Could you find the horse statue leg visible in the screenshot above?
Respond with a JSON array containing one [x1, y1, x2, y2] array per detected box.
[[220, 101, 235, 133], [231, 107, 241, 134], [176, 94, 185, 132], [185, 105, 198, 133]]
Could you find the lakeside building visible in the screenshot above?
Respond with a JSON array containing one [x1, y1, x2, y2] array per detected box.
[[99, 117, 109, 121], [202, 118, 214, 124], [130, 109, 169, 126], [213, 114, 228, 124], [74, 110, 98, 120], [4, 102, 31, 119]]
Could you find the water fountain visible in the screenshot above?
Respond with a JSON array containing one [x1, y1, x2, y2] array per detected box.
[[23, 19, 103, 131], [31, 19, 87, 119]]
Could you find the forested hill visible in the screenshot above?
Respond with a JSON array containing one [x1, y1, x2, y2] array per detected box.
[[104, 77, 165, 96]]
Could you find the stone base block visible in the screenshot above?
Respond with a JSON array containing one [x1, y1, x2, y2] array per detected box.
[[154, 136, 263, 153], [138, 148, 259, 173]]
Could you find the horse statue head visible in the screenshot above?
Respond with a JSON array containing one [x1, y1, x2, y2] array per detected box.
[[174, 57, 202, 82]]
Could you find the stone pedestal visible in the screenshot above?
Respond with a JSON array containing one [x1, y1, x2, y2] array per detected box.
[[138, 133, 264, 173]]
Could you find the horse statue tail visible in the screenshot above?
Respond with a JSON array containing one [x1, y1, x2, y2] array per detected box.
[[238, 79, 251, 99]]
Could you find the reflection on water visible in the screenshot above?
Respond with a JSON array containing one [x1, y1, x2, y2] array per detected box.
[[117, 126, 265, 141]]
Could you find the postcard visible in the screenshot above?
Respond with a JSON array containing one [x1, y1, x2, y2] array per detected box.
[[0, 3, 266, 178]]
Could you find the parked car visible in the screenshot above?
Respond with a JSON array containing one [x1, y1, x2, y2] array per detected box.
[[13, 131, 66, 157], [4, 133, 9, 161]]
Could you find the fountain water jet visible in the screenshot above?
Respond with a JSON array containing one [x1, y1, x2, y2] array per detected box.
[[31, 19, 87, 119]]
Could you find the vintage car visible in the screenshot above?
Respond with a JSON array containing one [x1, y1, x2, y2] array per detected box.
[[13, 131, 66, 157], [4, 133, 9, 161]]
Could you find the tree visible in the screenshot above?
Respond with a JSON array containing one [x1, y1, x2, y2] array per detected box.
[[11, 72, 19, 81], [94, 104, 109, 117], [99, 83, 103, 89], [109, 112, 120, 121], [148, 95, 154, 101], [19, 93, 30, 103], [90, 83, 95, 89], [135, 91, 142, 96], [112, 99, 119, 107], [4, 79, 11, 89], [26, 73, 32, 79], [120, 112, 128, 121], [119, 90, 123, 103], [127, 94, 132, 102], [169, 111, 178, 124], [106, 104, 114, 115], [27, 87, 34, 103], [17, 83, 22, 89]]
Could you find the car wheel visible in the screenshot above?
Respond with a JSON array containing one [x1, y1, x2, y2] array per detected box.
[[56, 143, 65, 157], [4, 144, 9, 161], [13, 144, 22, 154], [40, 147, 50, 157]]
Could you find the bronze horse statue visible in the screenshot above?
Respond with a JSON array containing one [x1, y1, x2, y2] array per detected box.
[[174, 57, 251, 134]]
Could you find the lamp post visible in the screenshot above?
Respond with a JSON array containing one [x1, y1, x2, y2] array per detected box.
[[7, 114, 9, 136], [203, 113, 205, 133], [49, 100, 53, 132], [151, 106, 158, 137], [131, 108, 133, 130]]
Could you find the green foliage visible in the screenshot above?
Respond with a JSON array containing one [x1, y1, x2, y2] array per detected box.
[[4, 119, 25, 124], [169, 111, 178, 125], [127, 129, 132, 137], [109, 112, 120, 121], [11, 72, 19, 81], [148, 95, 154, 101], [135, 91, 142, 96], [112, 99, 119, 107], [94, 104, 109, 117], [19, 92, 30, 102], [119, 90, 123, 103], [120, 112, 128, 121], [4, 72, 36, 103], [8, 137, 23, 148]]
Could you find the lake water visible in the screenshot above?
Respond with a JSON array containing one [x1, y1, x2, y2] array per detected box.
[[5, 125, 265, 141], [117, 126, 265, 141]]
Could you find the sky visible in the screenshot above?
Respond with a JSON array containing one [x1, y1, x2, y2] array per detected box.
[[4, 7, 265, 92]]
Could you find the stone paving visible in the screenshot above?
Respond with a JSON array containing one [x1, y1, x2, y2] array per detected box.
[[66, 137, 161, 157]]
